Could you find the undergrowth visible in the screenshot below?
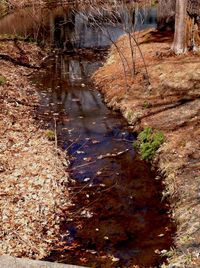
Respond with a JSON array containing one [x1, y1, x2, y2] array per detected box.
[[45, 129, 55, 141], [135, 127, 164, 160], [0, 75, 6, 85]]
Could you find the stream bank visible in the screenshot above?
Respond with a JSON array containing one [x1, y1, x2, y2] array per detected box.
[[0, 40, 70, 259], [94, 29, 200, 267]]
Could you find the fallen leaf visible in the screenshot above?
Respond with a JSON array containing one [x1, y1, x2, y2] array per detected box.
[[83, 157, 92, 162]]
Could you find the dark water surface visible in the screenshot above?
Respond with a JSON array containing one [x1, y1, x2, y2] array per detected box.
[[1, 5, 174, 268], [31, 53, 174, 267]]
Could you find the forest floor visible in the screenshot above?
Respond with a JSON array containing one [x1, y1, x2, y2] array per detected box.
[[0, 40, 69, 259], [94, 29, 200, 268]]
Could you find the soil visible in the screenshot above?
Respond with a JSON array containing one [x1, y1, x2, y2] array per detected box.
[[93, 29, 200, 267], [0, 39, 69, 259]]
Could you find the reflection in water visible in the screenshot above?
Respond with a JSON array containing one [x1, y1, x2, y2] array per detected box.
[[0, 6, 157, 48], [32, 54, 174, 267], [37, 55, 117, 139]]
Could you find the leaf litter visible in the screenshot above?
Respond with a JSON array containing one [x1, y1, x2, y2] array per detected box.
[[0, 40, 70, 259]]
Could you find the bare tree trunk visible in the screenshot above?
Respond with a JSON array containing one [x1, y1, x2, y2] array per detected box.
[[171, 0, 188, 54]]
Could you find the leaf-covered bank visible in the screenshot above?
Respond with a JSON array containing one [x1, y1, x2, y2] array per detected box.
[[0, 39, 69, 258], [94, 29, 200, 267]]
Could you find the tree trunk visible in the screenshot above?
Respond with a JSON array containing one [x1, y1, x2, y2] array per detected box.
[[171, 0, 188, 54]]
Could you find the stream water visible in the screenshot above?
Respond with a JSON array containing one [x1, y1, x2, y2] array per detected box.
[[0, 5, 174, 268], [32, 53, 174, 268]]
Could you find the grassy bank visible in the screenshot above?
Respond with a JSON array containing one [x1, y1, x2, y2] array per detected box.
[[93, 29, 200, 267]]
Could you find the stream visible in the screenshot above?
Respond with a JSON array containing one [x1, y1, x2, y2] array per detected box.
[[0, 5, 174, 268], [33, 53, 174, 268]]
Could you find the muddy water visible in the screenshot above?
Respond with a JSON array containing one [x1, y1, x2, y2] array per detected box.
[[31, 52, 174, 268], [1, 6, 174, 268]]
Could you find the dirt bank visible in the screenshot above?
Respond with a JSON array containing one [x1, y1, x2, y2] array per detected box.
[[0, 40, 69, 258], [94, 29, 200, 267]]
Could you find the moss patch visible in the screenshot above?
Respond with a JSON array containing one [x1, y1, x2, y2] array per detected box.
[[0, 75, 6, 86]]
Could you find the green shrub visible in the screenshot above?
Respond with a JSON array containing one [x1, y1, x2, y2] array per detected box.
[[127, 110, 133, 123], [143, 100, 152, 109], [0, 75, 6, 85], [135, 127, 164, 160], [45, 130, 55, 141]]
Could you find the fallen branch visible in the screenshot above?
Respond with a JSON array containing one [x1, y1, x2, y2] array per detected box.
[[70, 160, 97, 171], [54, 118, 58, 149], [0, 53, 40, 69], [97, 149, 129, 159], [6, 98, 37, 107], [25, 55, 52, 76], [68, 181, 118, 219], [70, 149, 130, 171]]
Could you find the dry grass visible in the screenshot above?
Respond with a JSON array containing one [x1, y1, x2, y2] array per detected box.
[[94, 29, 200, 267]]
